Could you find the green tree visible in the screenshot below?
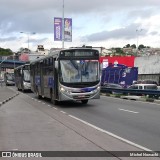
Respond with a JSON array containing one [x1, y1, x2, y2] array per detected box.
[[138, 44, 145, 50], [123, 44, 130, 48], [0, 47, 13, 56], [113, 47, 125, 55], [131, 44, 136, 48]]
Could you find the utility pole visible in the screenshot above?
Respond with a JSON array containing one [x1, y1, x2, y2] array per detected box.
[[62, 0, 64, 49], [20, 32, 36, 53]]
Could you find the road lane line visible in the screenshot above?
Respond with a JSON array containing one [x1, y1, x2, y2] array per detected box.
[[60, 111, 66, 114], [68, 115, 152, 152], [118, 108, 139, 114]]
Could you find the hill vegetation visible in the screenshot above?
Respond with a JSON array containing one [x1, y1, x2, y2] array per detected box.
[[0, 47, 13, 56]]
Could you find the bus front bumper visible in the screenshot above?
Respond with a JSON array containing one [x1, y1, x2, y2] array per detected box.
[[59, 87, 100, 101]]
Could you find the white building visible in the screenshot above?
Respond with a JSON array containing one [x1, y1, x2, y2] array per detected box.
[[35, 45, 49, 55]]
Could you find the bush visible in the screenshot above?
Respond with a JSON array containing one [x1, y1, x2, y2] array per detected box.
[[105, 93, 110, 96], [114, 94, 121, 98], [146, 98, 154, 102]]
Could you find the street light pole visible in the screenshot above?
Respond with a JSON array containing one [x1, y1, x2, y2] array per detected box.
[[20, 32, 36, 53], [62, 0, 64, 49], [27, 33, 29, 51], [136, 29, 143, 55]]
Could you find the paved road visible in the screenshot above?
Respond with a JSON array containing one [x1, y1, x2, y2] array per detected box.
[[15, 87, 160, 152], [2, 87, 156, 160]]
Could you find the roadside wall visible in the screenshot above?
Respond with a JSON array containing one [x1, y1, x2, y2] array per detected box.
[[135, 55, 160, 74], [135, 55, 160, 84]]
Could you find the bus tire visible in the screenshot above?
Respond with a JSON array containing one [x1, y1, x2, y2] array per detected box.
[[81, 100, 88, 104], [53, 100, 59, 105], [36, 87, 41, 99], [50, 90, 59, 105], [22, 86, 25, 93]]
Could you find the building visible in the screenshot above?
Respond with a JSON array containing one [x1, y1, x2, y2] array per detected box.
[[35, 45, 49, 55]]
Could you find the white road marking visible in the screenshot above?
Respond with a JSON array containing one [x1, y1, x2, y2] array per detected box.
[[68, 115, 152, 152], [118, 108, 139, 114], [11, 149, 18, 151], [60, 111, 66, 114], [53, 107, 57, 110]]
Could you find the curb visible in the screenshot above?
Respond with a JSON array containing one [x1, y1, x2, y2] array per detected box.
[[101, 93, 160, 104], [0, 92, 19, 107]]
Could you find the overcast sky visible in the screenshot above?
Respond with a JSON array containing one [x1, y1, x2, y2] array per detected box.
[[0, 0, 160, 52]]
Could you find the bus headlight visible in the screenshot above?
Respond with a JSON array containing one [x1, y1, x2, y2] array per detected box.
[[97, 86, 100, 90], [60, 87, 71, 94], [23, 82, 27, 86], [60, 87, 65, 92]]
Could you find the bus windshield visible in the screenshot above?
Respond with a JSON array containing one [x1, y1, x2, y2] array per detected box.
[[60, 60, 99, 83], [6, 73, 14, 81], [23, 70, 30, 82]]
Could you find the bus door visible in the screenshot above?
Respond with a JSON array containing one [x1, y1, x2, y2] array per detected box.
[[54, 60, 59, 100], [40, 61, 44, 96]]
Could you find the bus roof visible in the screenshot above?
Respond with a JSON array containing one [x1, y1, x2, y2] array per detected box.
[[14, 63, 30, 70], [30, 48, 99, 65]]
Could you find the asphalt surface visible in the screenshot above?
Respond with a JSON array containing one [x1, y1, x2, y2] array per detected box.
[[20, 88, 160, 151], [1, 86, 159, 159], [0, 85, 19, 105], [58, 97, 160, 151]]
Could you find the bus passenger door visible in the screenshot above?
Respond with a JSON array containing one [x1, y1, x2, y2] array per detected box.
[[40, 61, 44, 96], [54, 60, 59, 100]]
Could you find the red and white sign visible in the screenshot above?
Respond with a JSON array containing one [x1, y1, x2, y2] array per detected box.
[[100, 56, 135, 67]]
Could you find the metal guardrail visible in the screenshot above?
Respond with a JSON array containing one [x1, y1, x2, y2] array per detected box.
[[101, 87, 160, 96]]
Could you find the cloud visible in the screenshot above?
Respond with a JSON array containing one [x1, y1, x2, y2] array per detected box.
[[0, 37, 17, 42], [0, 0, 160, 51], [0, 0, 159, 35], [83, 23, 149, 42]]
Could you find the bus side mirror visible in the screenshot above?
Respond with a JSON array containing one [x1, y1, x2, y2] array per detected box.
[[55, 61, 58, 69]]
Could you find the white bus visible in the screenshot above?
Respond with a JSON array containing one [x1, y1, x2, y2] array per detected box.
[[30, 48, 101, 105], [14, 64, 31, 92], [4, 72, 15, 86]]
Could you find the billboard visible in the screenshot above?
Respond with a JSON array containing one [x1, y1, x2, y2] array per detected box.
[[64, 18, 72, 42], [54, 17, 62, 41], [100, 56, 135, 67], [54, 17, 72, 42]]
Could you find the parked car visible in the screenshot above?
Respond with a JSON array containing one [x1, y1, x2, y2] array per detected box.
[[128, 84, 158, 98], [128, 84, 158, 90], [101, 83, 123, 94], [133, 80, 158, 85]]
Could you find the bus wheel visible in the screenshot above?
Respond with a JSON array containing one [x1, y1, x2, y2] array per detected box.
[[81, 100, 88, 104], [22, 86, 25, 93], [36, 88, 41, 99], [53, 100, 59, 105], [50, 91, 59, 105]]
